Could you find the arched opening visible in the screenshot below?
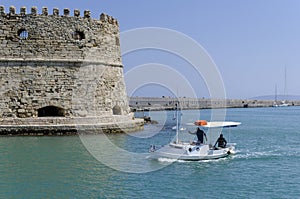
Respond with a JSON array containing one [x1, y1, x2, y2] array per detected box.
[[38, 106, 65, 117], [112, 105, 122, 115], [72, 31, 85, 40]]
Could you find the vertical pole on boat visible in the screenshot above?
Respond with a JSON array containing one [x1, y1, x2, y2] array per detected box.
[[176, 101, 179, 144], [228, 128, 230, 143]]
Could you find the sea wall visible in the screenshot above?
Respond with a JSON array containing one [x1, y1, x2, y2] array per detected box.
[[129, 97, 300, 111]]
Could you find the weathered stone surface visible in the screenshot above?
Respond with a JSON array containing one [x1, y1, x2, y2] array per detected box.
[[0, 6, 143, 134]]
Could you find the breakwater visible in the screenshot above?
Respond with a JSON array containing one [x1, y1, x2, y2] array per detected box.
[[129, 97, 300, 111]]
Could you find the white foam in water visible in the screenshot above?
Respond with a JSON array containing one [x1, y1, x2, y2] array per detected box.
[[157, 157, 230, 163], [234, 149, 284, 160], [158, 157, 178, 163], [157, 158, 198, 163]]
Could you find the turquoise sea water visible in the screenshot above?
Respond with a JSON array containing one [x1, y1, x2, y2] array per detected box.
[[1, 107, 300, 198]]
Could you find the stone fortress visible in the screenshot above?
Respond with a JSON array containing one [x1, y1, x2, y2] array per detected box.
[[0, 6, 144, 135]]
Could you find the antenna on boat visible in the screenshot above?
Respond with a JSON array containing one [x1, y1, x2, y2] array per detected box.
[[175, 101, 179, 144], [175, 88, 179, 144]]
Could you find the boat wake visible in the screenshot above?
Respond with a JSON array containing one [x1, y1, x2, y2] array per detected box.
[[157, 156, 232, 163], [233, 150, 282, 160], [157, 157, 178, 163]]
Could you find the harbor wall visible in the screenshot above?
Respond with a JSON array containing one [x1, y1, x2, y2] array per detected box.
[[129, 97, 300, 111]]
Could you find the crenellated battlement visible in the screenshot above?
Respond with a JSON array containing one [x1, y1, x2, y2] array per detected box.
[[0, 5, 121, 64], [0, 5, 118, 25]]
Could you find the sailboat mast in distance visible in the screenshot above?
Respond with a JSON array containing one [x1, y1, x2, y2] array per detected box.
[[284, 67, 287, 98], [278, 67, 289, 107], [273, 84, 278, 107], [275, 84, 277, 102]]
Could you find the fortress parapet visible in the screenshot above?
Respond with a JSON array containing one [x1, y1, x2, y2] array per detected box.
[[0, 6, 119, 63], [0, 6, 119, 24], [0, 6, 143, 134]]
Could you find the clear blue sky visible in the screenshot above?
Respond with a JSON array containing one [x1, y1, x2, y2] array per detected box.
[[2, 0, 300, 99]]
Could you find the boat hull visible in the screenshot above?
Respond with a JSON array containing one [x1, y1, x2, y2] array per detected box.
[[149, 143, 235, 161]]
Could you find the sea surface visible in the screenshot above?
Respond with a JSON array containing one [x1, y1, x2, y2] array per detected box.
[[1, 107, 300, 198]]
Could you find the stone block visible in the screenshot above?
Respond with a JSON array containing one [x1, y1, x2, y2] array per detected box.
[[84, 10, 90, 18], [0, 6, 4, 15], [42, 7, 48, 16], [9, 6, 16, 15], [17, 109, 25, 113], [53, 8, 59, 16], [31, 6, 38, 15], [64, 8, 70, 16], [20, 7, 26, 15], [74, 9, 80, 17]]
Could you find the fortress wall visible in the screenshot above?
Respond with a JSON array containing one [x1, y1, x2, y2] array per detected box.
[[0, 6, 141, 134], [0, 6, 121, 64], [0, 61, 130, 118]]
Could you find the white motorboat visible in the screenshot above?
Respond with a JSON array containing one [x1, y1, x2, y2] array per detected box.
[[149, 120, 241, 161]]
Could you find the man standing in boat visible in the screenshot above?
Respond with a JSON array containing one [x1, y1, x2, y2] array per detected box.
[[196, 128, 207, 144], [189, 127, 207, 145]]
